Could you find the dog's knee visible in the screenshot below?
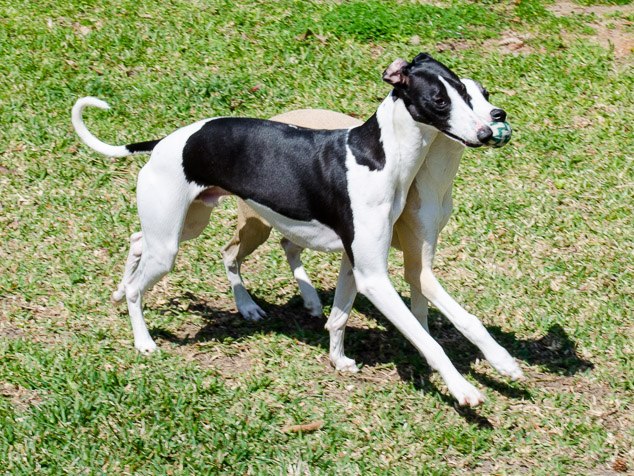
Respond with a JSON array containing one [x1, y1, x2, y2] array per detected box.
[[130, 246, 178, 296]]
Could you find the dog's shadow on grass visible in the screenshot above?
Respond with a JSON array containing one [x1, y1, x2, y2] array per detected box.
[[153, 289, 593, 426]]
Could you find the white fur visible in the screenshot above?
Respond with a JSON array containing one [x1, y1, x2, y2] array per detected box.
[[440, 77, 489, 146], [245, 200, 344, 252], [462, 79, 497, 122], [321, 81, 522, 388], [71, 97, 131, 158]]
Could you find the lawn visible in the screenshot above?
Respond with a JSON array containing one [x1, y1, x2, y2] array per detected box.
[[1, 0, 632, 473]]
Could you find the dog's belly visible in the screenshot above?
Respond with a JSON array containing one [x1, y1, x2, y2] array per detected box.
[[245, 200, 344, 252]]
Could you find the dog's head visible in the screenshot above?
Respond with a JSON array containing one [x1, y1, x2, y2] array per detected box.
[[383, 53, 495, 148]]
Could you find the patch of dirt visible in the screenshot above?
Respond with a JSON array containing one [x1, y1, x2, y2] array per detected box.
[[436, 2, 634, 58], [436, 32, 537, 56], [0, 382, 43, 410], [548, 1, 634, 58], [527, 366, 633, 443], [0, 294, 82, 344], [0, 321, 24, 339]]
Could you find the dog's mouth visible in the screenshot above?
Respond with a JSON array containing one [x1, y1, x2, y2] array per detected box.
[[442, 131, 483, 148]]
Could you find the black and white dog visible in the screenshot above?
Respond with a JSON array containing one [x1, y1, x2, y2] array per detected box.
[[72, 53, 521, 406]]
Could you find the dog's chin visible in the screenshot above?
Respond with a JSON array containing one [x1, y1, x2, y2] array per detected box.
[[442, 131, 482, 148]]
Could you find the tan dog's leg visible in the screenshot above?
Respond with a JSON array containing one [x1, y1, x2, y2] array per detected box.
[[222, 110, 362, 320], [221, 200, 273, 320], [280, 237, 323, 317]]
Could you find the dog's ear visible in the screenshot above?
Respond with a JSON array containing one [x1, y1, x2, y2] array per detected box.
[[411, 52, 433, 64], [383, 58, 410, 88]]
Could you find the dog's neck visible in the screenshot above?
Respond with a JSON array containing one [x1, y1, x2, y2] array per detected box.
[[374, 92, 438, 185], [352, 92, 438, 222]]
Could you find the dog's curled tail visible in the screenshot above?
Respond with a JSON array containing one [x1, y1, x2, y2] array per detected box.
[[71, 96, 159, 157]]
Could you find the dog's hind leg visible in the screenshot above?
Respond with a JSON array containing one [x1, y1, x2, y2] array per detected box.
[[325, 253, 358, 372], [124, 243, 177, 353], [112, 201, 212, 304], [180, 200, 213, 242], [221, 199, 272, 320], [119, 165, 195, 353], [112, 231, 144, 303], [281, 238, 323, 317]]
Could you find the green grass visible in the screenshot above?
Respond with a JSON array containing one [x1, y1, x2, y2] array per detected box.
[[1, 0, 633, 473]]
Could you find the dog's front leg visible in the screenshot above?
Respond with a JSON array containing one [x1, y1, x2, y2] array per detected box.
[[325, 253, 358, 372], [354, 267, 485, 406], [395, 216, 523, 381], [393, 223, 431, 332], [351, 228, 484, 406], [416, 267, 523, 380]]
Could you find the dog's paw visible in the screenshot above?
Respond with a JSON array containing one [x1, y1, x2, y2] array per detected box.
[[497, 359, 524, 381], [299, 288, 323, 318], [447, 378, 485, 407], [488, 351, 524, 381], [332, 356, 359, 373], [135, 339, 157, 354], [238, 302, 266, 321], [304, 301, 324, 318]]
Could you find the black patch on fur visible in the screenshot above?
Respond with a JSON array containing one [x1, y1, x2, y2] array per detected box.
[[126, 139, 161, 154], [181, 118, 358, 262], [348, 114, 385, 171]]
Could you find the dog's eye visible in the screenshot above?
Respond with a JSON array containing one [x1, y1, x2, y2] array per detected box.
[[482, 89, 490, 100], [434, 97, 447, 107]]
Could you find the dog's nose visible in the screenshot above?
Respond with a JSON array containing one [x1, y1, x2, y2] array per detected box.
[[477, 126, 493, 144], [491, 108, 506, 122]]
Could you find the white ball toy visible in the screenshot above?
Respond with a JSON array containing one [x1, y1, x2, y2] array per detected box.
[[487, 121, 512, 148]]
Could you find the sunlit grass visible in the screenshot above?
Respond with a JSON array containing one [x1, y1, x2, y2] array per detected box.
[[1, 0, 632, 473]]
